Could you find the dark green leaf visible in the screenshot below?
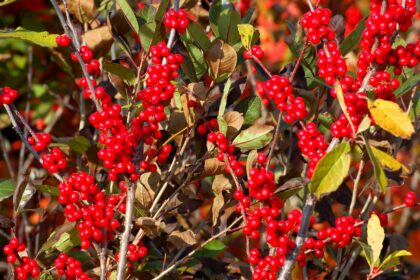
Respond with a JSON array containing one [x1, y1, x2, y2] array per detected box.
[[116, 0, 140, 33], [209, 0, 223, 37], [218, 7, 242, 50], [68, 136, 91, 154], [364, 136, 388, 192], [102, 61, 136, 85], [194, 240, 226, 257], [393, 73, 420, 97], [340, 18, 366, 55], [139, 21, 164, 52], [155, 0, 170, 22], [235, 96, 262, 124], [138, 5, 156, 24], [187, 22, 211, 52], [34, 185, 59, 196], [242, 7, 255, 23]]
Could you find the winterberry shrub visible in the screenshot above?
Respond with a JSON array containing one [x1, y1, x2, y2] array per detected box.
[[0, 0, 418, 279]]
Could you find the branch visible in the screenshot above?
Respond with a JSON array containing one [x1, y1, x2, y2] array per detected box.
[[116, 181, 136, 280], [278, 194, 316, 280], [152, 216, 243, 280]]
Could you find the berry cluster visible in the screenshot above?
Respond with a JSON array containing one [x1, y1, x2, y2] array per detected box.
[[0, 86, 19, 105], [317, 216, 362, 248], [369, 71, 398, 101], [4, 238, 40, 280], [244, 45, 265, 60], [207, 132, 244, 176], [28, 132, 51, 151], [55, 34, 71, 47], [41, 147, 67, 173], [127, 243, 148, 262], [388, 42, 420, 75], [330, 92, 368, 138], [58, 172, 120, 249], [404, 191, 417, 207], [297, 123, 328, 178], [317, 41, 347, 86], [163, 8, 188, 33], [54, 253, 92, 280], [263, 75, 308, 123], [247, 165, 277, 201], [300, 8, 335, 44], [344, 6, 363, 37], [197, 118, 218, 135]]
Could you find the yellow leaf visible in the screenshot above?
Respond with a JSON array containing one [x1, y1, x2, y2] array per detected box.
[[371, 146, 409, 174], [237, 24, 254, 49], [368, 99, 415, 139], [335, 82, 355, 136], [367, 214, 385, 267]]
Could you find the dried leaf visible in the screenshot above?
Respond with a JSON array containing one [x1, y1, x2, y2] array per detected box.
[[212, 175, 232, 195], [167, 230, 197, 249], [201, 158, 226, 178], [188, 82, 207, 100], [205, 39, 237, 80], [66, 0, 96, 22], [212, 193, 225, 226], [224, 111, 244, 139], [135, 217, 165, 238], [83, 26, 114, 55]]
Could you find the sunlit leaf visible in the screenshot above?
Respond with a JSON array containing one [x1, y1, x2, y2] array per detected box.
[[367, 214, 385, 267], [0, 27, 58, 47]]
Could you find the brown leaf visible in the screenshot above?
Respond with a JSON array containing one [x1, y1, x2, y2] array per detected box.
[[135, 217, 165, 238], [201, 158, 226, 178], [135, 172, 159, 208], [188, 82, 207, 101], [65, 0, 96, 23], [83, 26, 114, 56], [168, 111, 188, 135], [224, 111, 244, 139], [212, 193, 225, 226], [205, 39, 237, 79], [212, 175, 232, 195], [0, 215, 14, 229], [167, 229, 197, 249]]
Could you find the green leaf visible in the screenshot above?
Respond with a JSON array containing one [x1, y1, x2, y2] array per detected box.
[[0, 27, 58, 47], [218, 79, 232, 117], [242, 7, 255, 23], [356, 115, 371, 135], [310, 142, 351, 198], [138, 5, 156, 23], [209, 0, 223, 37], [187, 22, 211, 52], [367, 214, 385, 267], [116, 0, 139, 33], [235, 96, 262, 125], [232, 124, 273, 150], [39, 223, 77, 254], [181, 42, 208, 82], [218, 6, 242, 49], [102, 61, 136, 85], [359, 241, 374, 268], [194, 240, 226, 258], [155, 0, 170, 22], [237, 24, 254, 49], [335, 83, 355, 135], [0, 179, 15, 201], [340, 18, 366, 54], [218, 116, 228, 135], [55, 228, 81, 252], [364, 137, 388, 192], [68, 136, 91, 154], [371, 146, 409, 174], [378, 250, 412, 271], [139, 21, 164, 52], [34, 185, 59, 196], [38, 273, 53, 280], [393, 74, 420, 97], [0, 0, 17, 7]]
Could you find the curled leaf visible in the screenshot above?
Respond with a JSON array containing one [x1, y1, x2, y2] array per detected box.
[[205, 39, 237, 80]]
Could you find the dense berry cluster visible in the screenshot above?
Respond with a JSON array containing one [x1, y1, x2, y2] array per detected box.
[[244, 45, 265, 60], [317, 216, 362, 248], [0, 86, 19, 105], [126, 243, 148, 261], [58, 172, 121, 249], [300, 8, 335, 44], [28, 132, 51, 151], [41, 147, 67, 173], [55, 253, 92, 280], [330, 92, 368, 138], [317, 42, 347, 86], [344, 6, 363, 37], [369, 71, 398, 101], [388, 41, 420, 75], [164, 8, 188, 33], [264, 75, 308, 123], [247, 165, 277, 200], [4, 238, 40, 280], [297, 123, 328, 178]]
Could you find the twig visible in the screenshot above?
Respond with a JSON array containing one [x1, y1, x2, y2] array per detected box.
[[49, 0, 102, 112], [151, 216, 243, 280], [336, 247, 361, 280], [99, 245, 107, 280], [266, 112, 282, 170], [116, 181, 136, 280], [349, 160, 364, 215], [0, 132, 15, 178], [278, 194, 316, 280]]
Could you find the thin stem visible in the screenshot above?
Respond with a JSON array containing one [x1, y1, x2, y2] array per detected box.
[[152, 216, 243, 280], [49, 0, 102, 112], [266, 112, 282, 170], [0, 132, 15, 178], [116, 181, 135, 280], [278, 194, 316, 280], [100, 245, 107, 280], [252, 55, 272, 78], [336, 247, 361, 280], [349, 160, 365, 215]]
